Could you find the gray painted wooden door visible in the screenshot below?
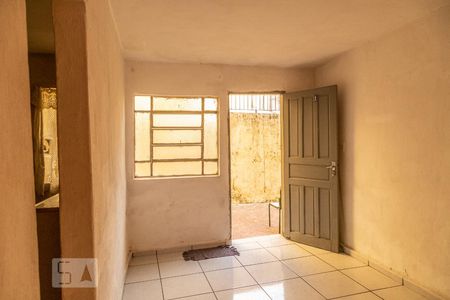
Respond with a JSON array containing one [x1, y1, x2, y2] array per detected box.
[[282, 85, 339, 252]]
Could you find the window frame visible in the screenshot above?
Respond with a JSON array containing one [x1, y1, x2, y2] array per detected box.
[[133, 95, 219, 179]]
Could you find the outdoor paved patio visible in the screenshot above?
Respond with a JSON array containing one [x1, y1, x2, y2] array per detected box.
[[232, 203, 279, 239]]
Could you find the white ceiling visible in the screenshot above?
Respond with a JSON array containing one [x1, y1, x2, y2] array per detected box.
[[109, 0, 449, 67]]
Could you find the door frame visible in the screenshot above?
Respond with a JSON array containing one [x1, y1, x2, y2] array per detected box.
[[227, 91, 286, 240]]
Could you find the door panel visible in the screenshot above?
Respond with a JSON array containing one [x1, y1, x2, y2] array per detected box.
[[318, 96, 330, 158], [319, 188, 331, 239], [290, 164, 329, 180], [303, 97, 314, 158], [282, 85, 339, 252], [289, 185, 300, 232]]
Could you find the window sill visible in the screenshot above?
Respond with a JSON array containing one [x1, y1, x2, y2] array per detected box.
[[133, 174, 220, 181]]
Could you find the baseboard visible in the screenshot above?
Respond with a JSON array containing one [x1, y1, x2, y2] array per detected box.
[[132, 249, 156, 257], [192, 241, 227, 250], [132, 240, 228, 256], [122, 251, 133, 299], [340, 243, 445, 300], [368, 259, 403, 284], [403, 277, 445, 300]]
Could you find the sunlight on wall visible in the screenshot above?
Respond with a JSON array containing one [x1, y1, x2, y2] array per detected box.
[[230, 110, 281, 204]]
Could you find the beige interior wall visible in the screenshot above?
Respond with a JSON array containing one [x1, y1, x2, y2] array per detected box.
[[53, 1, 95, 299], [53, 0, 127, 299], [230, 113, 281, 204], [125, 61, 314, 251], [0, 1, 40, 299], [85, 0, 128, 299], [315, 5, 450, 298]]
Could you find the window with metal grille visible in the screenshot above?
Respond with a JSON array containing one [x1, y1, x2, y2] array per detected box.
[[229, 93, 280, 113], [134, 96, 219, 178]]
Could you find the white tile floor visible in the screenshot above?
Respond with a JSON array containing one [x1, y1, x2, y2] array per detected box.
[[123, 234, 429, 300]]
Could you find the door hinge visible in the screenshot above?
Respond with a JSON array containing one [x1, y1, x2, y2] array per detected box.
[[313, 95, 319, 102]]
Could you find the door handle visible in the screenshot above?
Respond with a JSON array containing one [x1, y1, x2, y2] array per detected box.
[[326, 161, 337, 176]]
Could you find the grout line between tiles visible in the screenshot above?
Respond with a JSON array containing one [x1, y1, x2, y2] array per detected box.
[[149, 254, 331, 281], [371, 291, 384, 299], [126, 236, 423, 300], [170, 291, 216, 300], [291, 275, 328, 298], [316, 257, 402, 299], [312, 253, 376, 298], [243, 265, 301, 286], [342, 267, 403, 291], [290, 271, 329, 299], [342, 245, 441, 299], [203, 265, 240, 272], [239, 265, 274, 300], [317, 254, 402, 296], [293, 244, 372, 299], [213, 283, 260, 294], [238, 236, 322, 300], [213, 284, 264, 298], [371, 285, 406, 292], [124, 278, 160, 285], [127, 261, 158, 268], [368, 291, 384, 299], [198, 259, 219, 300], [313, 250, 368, 271], [335, 269, 371, 293], [124, 278, 161, 286], [160, 270, 204, 280], [156, 251, 166, 300], [329, 290, 383, 299], [293, 268, 338, 278]]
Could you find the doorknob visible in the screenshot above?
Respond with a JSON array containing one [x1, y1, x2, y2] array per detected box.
[[326, 161, 337, 176]]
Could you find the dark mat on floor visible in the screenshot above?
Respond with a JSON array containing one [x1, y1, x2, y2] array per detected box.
[[183, 246, 240, 261]]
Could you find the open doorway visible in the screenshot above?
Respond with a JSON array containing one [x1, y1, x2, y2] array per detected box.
[[26, 0, 61, 299], [229, 93, 282, 239]]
